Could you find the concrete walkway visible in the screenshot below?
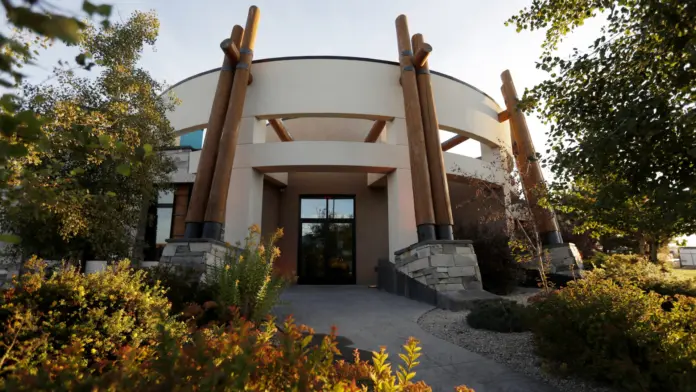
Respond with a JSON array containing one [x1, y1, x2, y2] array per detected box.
[[273, 286, 556, 392]]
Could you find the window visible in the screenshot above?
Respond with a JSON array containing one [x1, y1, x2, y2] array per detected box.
[[144, 189, 178, 261], [298, 196, 355, 284], [179, 129, 206, 149], [155, 190, 174, 246]]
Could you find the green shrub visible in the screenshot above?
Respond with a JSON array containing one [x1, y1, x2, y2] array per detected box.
[[0, 257, 186, 377], [530, 275, 696, 391], [142, 263, 214, 315], [455, 224, 520, 295], [206, 225, 287, 322], [1, 309, 474, 391], [465, 299, 530, 333], [590, 253, 696, 297]]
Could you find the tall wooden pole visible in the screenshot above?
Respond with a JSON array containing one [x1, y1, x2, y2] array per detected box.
[[184, 25, 244, 239], [412, 33, 453, 240], [500, 70, 562, 245], [395, 15, 436, 242], [202, 6, 260, 240]]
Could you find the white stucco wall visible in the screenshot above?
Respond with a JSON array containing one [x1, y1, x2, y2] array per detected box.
[[163, 56, 511, 251], [165, 57, 510, 151]]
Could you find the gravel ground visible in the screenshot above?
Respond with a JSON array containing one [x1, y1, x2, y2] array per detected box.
[[418, 289, 615, 392]]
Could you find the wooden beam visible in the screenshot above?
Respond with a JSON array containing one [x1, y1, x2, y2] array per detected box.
[[364, 120, 387, 143], [202, 6, 260, 240], [413, 42, 432, 68], [269, 119, 293, 142], [254, 113, 394, 121], [501, 69, 562, 244], [498, 110, 510, 122], [220, 38, 240, 63], [441, 134, 469, 151], [184, 24, 244, 239], [396, 15, 436, 241], [220, 38, 254, 85], [412, 33, 453, 240]]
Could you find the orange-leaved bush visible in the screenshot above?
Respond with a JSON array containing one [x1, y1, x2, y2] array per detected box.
[[2, 307, 474, 391], [0, 257, 186, 379]]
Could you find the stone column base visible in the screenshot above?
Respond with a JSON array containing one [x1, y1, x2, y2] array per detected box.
[[394, 240, 483, 292], [518, 242, 584, 277], [545, 243, 583, 275], [159, 238, 237, 273]]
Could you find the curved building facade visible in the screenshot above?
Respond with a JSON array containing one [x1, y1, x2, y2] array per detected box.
[[160, 56, 512, 285]]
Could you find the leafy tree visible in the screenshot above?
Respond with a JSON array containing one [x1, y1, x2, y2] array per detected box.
[[1, 2, 113, 232], [0, 10, 175, 262], [507, 0, 696, 261]]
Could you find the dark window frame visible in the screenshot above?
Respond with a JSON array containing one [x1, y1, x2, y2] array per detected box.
[[297, 195, 357, 285], [144, 184, 192, 260]]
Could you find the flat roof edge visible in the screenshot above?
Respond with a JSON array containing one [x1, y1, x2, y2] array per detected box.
[[162, 56, 501, 108]]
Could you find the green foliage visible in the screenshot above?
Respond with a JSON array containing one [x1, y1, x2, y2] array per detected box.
[[141, 264, 215, 316], [0, 257, 186, 378], [0, 10, 175, 260], [206, 225, 287, 322], [589, 253, 696, 298], [1, 307, 470, 391], [530, 274, 696, 391], [508, 1, 696, 262], [455, 224, 520, 295], [465, 299, 531, 333], [0, 1, 112, 213]]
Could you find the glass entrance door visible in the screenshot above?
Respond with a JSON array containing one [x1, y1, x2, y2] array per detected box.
[[298, 196, 355, 284]]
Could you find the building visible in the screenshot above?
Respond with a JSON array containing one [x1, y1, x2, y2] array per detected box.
[[149, 56, 512, 285]]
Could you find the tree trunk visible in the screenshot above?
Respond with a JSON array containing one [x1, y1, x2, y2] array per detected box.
[[131, 195, 151, 265], [648, 239, 659, 263]]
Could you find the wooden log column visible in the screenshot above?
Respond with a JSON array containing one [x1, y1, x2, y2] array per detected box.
[[184, 25, 244, 239], [412, 33, 453, 241], [500, 70, 562, 245], [395, 15, 436, 242], [202, 6, 260, 240]]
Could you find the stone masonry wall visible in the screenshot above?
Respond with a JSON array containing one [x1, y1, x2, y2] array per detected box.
[[395, 241, 483, 292], [160, 240, 240, 272], [546, 243, 583, 274]]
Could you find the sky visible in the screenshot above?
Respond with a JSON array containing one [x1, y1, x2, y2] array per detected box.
[[14, 0, 607, 161], [6, 0, 695, 245]]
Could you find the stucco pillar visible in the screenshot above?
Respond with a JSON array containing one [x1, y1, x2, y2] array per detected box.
[[237, 117, 267, 145], [387, 169, 418, 261], [385, 118, 409, 146], [224, 167, 264, 246], [218, 117, 266, 245]]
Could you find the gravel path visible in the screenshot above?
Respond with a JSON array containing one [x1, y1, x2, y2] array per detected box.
[[417, 290, 615, 392]]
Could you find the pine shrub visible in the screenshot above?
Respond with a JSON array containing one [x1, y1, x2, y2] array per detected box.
[[206, 225, 287, 322]]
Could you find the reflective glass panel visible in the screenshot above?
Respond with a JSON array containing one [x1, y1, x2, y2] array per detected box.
[[301, 198, 326, 219]]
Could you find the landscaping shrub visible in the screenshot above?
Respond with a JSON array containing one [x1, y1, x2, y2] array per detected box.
[[455, 224, 520, 294], [0, 257, 186, 377], [142, 263, 214, 315], [465, 299, 531, 333], [590, 253, 696, 297], [1, 308, 474, 391], [530, 274, 696, 391], [206, 225, 287, 322]]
